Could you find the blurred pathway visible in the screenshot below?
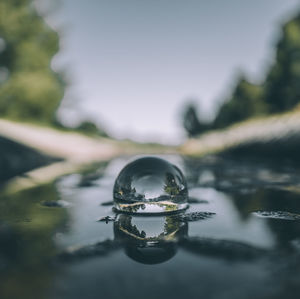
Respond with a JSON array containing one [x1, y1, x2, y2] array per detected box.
[[0, 119, 121, 163], [2, 108, 299, 194], [0, 119, 173, 193], [181, 109, 300, 157]]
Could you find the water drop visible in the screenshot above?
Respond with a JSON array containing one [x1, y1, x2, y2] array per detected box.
[[113, 157, 188, 214]]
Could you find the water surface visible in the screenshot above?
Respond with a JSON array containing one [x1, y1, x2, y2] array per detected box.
[[1, 155, 300, 299]]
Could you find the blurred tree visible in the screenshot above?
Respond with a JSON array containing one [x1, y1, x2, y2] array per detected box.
[[182, 11, 300, 137], [0, 0, 64, 123], [213, 76, 265, 129], [264, 13, 300, 112], [75, 121, 108, 138], [182, 102, 211, 137]]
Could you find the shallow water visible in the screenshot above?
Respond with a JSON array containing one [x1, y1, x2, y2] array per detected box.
[[1, 155, 300, 299]]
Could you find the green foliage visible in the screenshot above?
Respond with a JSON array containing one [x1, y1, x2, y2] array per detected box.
[[75, 121, 108, 137], [182, 103, 211, 137], [264, 13, 300, 112], [52, 119, 109, 138], [183, 12, 300, 136], [213, 77, 265, 129], [0, 0, 64, 123]]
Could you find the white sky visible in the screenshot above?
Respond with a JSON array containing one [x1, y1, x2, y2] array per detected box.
[[38, 0, 300, 144]]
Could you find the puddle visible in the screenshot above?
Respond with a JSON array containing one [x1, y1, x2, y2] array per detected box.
[[1, 155, 300, 299]]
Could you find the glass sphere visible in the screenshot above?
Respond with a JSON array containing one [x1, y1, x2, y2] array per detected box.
[[113, 157, 188, 214]]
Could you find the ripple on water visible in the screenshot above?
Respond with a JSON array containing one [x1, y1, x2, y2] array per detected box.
[[253, 211, 300, 220]]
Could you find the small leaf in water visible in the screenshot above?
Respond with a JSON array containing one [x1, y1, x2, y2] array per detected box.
[[253, 211, 300, 220], [173, 212, 215, 222], [41, 200, 69, 208], [100, 201, 114, 206], [97, 216, 115, 223]]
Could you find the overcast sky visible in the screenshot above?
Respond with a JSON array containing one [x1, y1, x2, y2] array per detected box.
[[38, 0, 300, 144]]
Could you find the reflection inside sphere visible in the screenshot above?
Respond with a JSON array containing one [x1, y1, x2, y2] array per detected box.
[[113, 157, 189, 214], [114, 213, 188, 264]]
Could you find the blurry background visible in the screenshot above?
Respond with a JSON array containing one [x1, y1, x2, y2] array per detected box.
[[38, 0, 300, 143], [1, 0, 300, 144], [2, 3, 300, 298]]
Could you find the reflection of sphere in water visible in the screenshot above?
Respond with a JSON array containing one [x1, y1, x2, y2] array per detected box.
[[114, 214, 188, 264], [113, 157, 188, 214], [125, 243, 177, 265]]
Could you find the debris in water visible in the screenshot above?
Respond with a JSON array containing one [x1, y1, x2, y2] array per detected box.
[[97, 216, 115, 223], [41, 200, 69, 208], [172, 212, 215, 222], [100, 201, 114, 206], [252, 211, 300, 220]]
